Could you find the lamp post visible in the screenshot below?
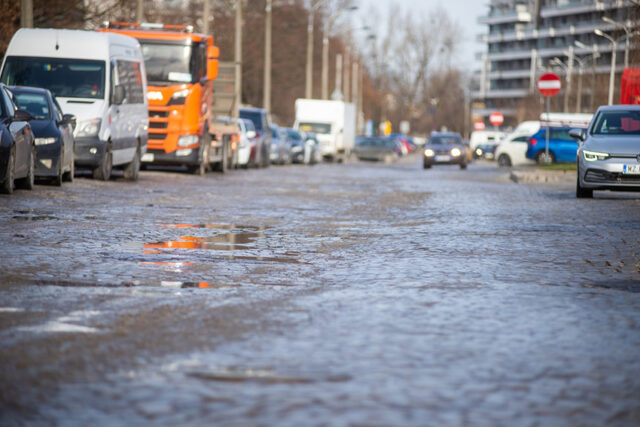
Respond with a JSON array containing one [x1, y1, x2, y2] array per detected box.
[[550, 57, 570, 112], [321, 5, 358, 100], [263, 0, 272, 112], [305, 0, 325, 99], [602, 16, 632, 68], [594, 29, 618, 106], [572, 56, 586, 113], [574, 40, 599, 111], [234, 0, 243, 118]]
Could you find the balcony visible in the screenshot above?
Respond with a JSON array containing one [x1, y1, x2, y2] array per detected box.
[[472, 88, 529, 100], [540, 0, 627, 18], [478, 8, 532, 25]]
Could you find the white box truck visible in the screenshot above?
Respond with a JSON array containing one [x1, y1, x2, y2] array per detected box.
[[294, 99, 355, 162]]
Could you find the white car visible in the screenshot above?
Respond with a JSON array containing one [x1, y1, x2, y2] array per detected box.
[[236, 118, 255, 168], [495, 132, 535, 167]]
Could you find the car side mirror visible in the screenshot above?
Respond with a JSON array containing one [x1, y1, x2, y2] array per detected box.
[[246, 130, 256, 139], [13, 109, 34, 122], [569, 128, 585, 141], [62, 113, 77, 131], [112, 84, 126, 105]]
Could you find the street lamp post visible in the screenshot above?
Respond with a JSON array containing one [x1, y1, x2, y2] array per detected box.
[[572, 56, 586, 113], [602, 16, 632, 68], [321, 5, 357, 100], [305, 0, 325, 99], [234, 0, 243, 118], [574, 40, 600, 111], [550, 57, 570, 112], [263, 0, 272, 112], [594, 29, 618, 106]]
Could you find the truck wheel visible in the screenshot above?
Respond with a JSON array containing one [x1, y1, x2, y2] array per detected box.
[[214, 138, 228, 173], [190, 141, 209, 176], [123, 144, 141, 181], [93, 146, 112, 181]]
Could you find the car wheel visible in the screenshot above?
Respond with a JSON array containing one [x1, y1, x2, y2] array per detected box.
[[498, 154, 511, 168], [576, 173, 593, 199], [1, 145, 15, 194], [16, 146, 35, 190], [535, 151, 555, 165], [423, 163, 431, 169], [123, 144, 141, 181], [93, 147, 112, 181], [460, 163, 467, 170]]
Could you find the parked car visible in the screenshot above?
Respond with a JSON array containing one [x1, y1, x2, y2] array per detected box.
[[354, 136, 403, 162], [526, 126, 582, 164], [573, 105, 640, 198], [0, 83, 35, 194], [495, 133, 535, 167], [236, 118, 255, 168], [10, 86, 75, 185], [270, 124, 291, 165], [474, 143, 498, 160], [239, 107, 271, 168], [1, 28, 148, 181], [469, 130, 505, 154], [423, 132, 468, 169]]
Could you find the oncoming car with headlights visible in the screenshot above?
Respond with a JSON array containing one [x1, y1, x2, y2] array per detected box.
[[423, 132, 468, 169], [572, 105, 640, 198]]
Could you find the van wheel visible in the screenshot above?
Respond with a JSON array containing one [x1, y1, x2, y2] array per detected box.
[[123, 144, 141, 181], [1, 146, 15, 194], [498, 154, 511, 168], [93, 147, 112, 181], [16, 146, 35, 190]]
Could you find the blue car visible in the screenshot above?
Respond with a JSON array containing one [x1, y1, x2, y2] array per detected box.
[[526, 126, 583, 164]]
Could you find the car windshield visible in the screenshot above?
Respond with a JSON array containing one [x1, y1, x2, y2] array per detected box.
[[591, 110, 640, 135], [1, 56, 105, 99], [12, 91, 49, 119], [298, 122, 331, 134], [239, 110, 264, 131], [287, 129, 302, 140], [141, 43, 194, 84], [429, 136, 461, 145]]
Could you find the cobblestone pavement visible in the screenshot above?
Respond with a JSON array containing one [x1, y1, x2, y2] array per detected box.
[[1, 156, 639, 426]]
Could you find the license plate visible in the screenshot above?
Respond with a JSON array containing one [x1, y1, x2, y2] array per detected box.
[[623, 164, 640, 174], [141, 153, 154, 163], [435, 155, 451, 162]]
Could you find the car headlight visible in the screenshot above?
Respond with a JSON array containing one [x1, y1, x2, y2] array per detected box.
[[75, 118, 101, 138], [424, 149, 435, 157], [475, 148, 483, 156], [178, 135, 199, 147], [451, 147, 461, 157], [168, 89, 189, 106], [34, 137, 57, 146], [583, 150, 609, 161]]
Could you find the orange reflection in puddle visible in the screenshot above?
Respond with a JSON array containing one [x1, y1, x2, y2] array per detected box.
[[140, 261, 195, 267], [159, 223, 265, 231]]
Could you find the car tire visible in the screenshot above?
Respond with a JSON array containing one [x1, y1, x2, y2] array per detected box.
[[1, 145, 15, 194], [498, 154, 511, 168], [576, 174, 593, 199], [123, 144, 141, 181], [16, 146, 35, 190], [423, 163, 431, 169], [535, 151, 555, 165], [460, 163, 467, 170], [93, 147, 112, 181]]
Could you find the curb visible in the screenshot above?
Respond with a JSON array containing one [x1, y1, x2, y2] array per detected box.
[[510, 169, 575, 184]]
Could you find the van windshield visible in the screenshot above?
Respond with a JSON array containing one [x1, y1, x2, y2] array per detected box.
[[298, 122, 331, 134], [1, 56, 105, 99], [141, 43, 200, 85]]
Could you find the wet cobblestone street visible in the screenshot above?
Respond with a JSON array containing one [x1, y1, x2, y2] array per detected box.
[[1, 157, 640, 426]]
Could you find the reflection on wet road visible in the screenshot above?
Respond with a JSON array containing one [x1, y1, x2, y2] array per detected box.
[[1, 157, 640, 425]]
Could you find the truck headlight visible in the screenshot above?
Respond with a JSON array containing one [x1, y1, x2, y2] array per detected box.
[[424, 149, 435, 157], [583, 150, 609, 161], [168, 89, 189, 106], [75, 118, 101, 138], [34, 137, 57, 146], [178, 135, 199, 147]]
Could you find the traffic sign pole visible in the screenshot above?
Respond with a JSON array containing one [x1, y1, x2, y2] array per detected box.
[[545, 97, 550, 162], [537, 73, 561, 164]]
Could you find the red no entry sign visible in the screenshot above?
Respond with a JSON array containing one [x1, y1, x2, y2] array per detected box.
[[537, 73, 561, 97], [489, 111, 504, 126], [474, 120, 485, 131]]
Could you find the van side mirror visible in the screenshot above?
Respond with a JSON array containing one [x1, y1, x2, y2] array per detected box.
[[62, 114, 77, 131], [13, 109, 34, 122], [569, 128, 585, 141], [112, 84, 126, 105]]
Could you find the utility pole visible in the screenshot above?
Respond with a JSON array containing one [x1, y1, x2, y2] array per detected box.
[[136, 0, 144, 22], [305, 7, 314, 98], [333, 53, 343, 100], [343, 46, 350, 102], [564, 46, 574, 113], [203, 0, 210, 34], [263, 0, 272, 112], [321, 27, 330, 99], [234, 0, 243, 118], [20, 0, 33, 28]]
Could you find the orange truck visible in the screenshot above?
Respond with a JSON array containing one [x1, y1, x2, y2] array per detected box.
[[102, 22, 228, 174]]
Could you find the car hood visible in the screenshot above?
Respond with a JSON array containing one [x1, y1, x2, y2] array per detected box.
[[56, 97, 105, 122], [28, 119, 58, 138], [584, 135, 640, 155]]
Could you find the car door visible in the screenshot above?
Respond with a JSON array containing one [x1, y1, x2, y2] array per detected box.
[[2, 86, 30, 178], [53, 96, 73, 171], [552, 128, 578, 162]]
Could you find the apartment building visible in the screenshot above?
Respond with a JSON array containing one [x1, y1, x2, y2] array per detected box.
[[474, 0, 637, 124]]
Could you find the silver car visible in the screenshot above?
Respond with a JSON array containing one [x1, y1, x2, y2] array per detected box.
[[572, 105, 640, 198]]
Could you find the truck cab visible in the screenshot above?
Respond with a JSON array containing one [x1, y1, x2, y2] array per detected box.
[[102, 22, 220, 174]]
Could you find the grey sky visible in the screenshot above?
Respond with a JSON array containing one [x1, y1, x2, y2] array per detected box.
[[357, 0, 488, 70]]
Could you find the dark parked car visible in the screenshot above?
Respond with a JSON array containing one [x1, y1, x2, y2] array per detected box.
[[423, 132, 468, 169], [573, 105, 640, 198], [0, 83, 36, 194], [10, 86, 75, 185], [239, 107, 271, 168], [355, 136, 403, 162]]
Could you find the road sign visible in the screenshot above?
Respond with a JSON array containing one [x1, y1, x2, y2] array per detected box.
[[489, 111, 504, 127], [537, 73, 561, 97], [474, 120, 485, 131]]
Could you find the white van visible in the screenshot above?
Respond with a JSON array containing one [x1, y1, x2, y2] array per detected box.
[[0, 29, 148, 181]]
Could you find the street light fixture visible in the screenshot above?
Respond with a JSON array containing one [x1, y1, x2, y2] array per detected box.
[[594, 28, 618, 105], [602, 16, 633, 68]]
